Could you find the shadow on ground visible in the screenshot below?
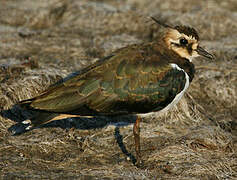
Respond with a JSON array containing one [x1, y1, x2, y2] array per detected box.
[[1, 106, 138, 164]]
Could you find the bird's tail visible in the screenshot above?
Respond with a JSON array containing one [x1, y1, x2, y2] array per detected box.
[[9, 98, 81, 135], [8, 110, 59, 135], [8, 98, 59, 134], [21, 112, 59, 130], [10, 112, 81, 135]]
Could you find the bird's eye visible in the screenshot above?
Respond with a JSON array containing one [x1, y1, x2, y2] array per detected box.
[[179, 38, 188, 45]]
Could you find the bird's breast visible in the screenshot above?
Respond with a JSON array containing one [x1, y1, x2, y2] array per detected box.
[[157, 63, 190, 113]]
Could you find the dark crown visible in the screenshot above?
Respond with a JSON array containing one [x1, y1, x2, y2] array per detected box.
[[150, 17, 199, 41], [174, 26, 199, 41]]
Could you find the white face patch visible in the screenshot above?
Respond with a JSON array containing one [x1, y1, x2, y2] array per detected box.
[[181, 33, 196, 41], [192, 43, 198, 50], [165, 29, 199, 62]]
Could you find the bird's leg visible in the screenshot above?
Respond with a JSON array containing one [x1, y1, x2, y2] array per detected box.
[[133, 116, 141, 165]]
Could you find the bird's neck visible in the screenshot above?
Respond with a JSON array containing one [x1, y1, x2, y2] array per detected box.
[[169, 53, 196, 82], [176, 59, 195, 82]]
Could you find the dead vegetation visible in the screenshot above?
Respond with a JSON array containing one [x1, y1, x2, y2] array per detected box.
[[0, 0, 237, 179]]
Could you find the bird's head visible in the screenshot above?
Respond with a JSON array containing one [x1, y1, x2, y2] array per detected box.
[[151, 17, 214, 62]]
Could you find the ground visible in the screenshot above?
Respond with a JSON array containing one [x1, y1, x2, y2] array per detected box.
[[0, 0, 237, 179]]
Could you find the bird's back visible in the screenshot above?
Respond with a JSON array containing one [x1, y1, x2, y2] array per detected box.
[[19, 42, 188, 116]]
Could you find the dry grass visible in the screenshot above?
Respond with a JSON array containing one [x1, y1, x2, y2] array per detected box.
[[0, 0, 237, 179]]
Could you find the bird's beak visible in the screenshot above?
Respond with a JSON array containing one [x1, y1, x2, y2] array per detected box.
[[196, 46, 214, 60]]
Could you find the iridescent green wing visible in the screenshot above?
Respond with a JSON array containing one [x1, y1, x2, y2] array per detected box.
[[20, 44, 187, 115], [93, 53, 187, 114], [19, 48, 130, 113], [20, 55, 117, 113], [112, 62, 187, 113]]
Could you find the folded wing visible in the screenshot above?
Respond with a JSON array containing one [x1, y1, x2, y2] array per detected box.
[[19, 44, 187, 115]]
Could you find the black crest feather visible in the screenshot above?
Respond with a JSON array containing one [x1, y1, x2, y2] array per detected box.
[[150, 17, 172, 28], [175, 26, 199, 41]]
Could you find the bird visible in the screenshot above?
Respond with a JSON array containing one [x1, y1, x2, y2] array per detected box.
[[16, 17, 214, 165]]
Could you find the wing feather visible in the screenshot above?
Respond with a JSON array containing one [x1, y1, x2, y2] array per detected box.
[[19, 43, 187, 115]]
